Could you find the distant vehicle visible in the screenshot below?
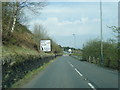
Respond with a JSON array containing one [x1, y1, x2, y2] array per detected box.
[[68, 49, 72, 56]]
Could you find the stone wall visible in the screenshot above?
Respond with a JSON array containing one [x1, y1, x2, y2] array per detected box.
[[2, 54, 56, 88]]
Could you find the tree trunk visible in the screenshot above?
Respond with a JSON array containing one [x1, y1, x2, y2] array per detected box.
[[11, 3, 18, 32]]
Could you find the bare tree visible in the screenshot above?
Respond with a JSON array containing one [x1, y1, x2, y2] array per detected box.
[[2, 0, 47, 33], [108, 26, 120, 39], [33, 24, 49, 47]]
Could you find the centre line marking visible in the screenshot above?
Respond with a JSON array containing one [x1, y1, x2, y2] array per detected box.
[[70, 64, 74, 67], [88, 83, 96, 90], [75, 68, 83, 76]]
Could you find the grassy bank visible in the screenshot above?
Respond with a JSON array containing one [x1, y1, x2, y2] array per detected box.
[[2, 45, 54, 57], [2, 2, 63, 88], [2, 45, 56, 88]]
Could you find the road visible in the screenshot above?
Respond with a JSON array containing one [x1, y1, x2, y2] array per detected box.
[[0, 64, 2, 89], [23, 56, 118, 89]]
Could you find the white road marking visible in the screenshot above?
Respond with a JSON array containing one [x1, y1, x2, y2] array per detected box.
[[68, 61, 96, 90], [88, 83, 96, 90], [68, 61, 74, 68], [70, 64, 74, 67], [74, 68, 83, 76]]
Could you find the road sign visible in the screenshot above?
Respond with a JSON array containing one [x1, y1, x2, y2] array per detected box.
[[40, 40, 51, 52]]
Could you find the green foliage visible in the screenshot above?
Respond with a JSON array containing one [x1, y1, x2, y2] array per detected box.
[[83, 39, 100, 59], [82, 39, 118, 69], [72, 52, 82, 56], [63, 46, 76, 51], [51, 41, 63, 53], [108, 26, 120, 40]]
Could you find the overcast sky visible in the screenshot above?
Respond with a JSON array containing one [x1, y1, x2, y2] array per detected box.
[[23, 1, 118, 49]]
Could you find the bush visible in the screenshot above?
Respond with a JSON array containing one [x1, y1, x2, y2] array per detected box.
[[82, 39, 118, 69]]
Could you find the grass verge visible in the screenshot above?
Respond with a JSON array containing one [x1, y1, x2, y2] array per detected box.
[[10, 57, 58, 88], [2, 45, 39, 57]]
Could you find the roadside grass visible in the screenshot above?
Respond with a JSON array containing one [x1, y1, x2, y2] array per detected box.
[[71, 53, 82, 56], [10, 57, 57, 88], [2, 45, 39, 57], [2, 45, 56, 88], [0, 46, 2, 58], [71, 53, 83, 61], [2, 45, 55, 58]]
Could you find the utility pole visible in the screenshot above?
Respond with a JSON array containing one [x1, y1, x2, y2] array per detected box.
[[100, 0, 104, 65], [39, 25, 41, 51], [72, 34, 76, 53]]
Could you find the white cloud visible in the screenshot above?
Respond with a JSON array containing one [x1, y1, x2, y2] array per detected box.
[[14, 0, 119, 2], [80, 17, 89, 24], [92, 18, 100, 22], [28, 17, 101, 37], [24, 2, 117, 48], [41, 8, 66, 13]]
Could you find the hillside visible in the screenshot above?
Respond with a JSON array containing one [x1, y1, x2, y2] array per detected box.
[[2, 2, 63, 88]]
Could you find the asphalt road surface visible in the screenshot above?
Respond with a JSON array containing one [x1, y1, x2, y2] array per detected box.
[[23, 56, 118, 89], [0, 64, 2, 89]]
